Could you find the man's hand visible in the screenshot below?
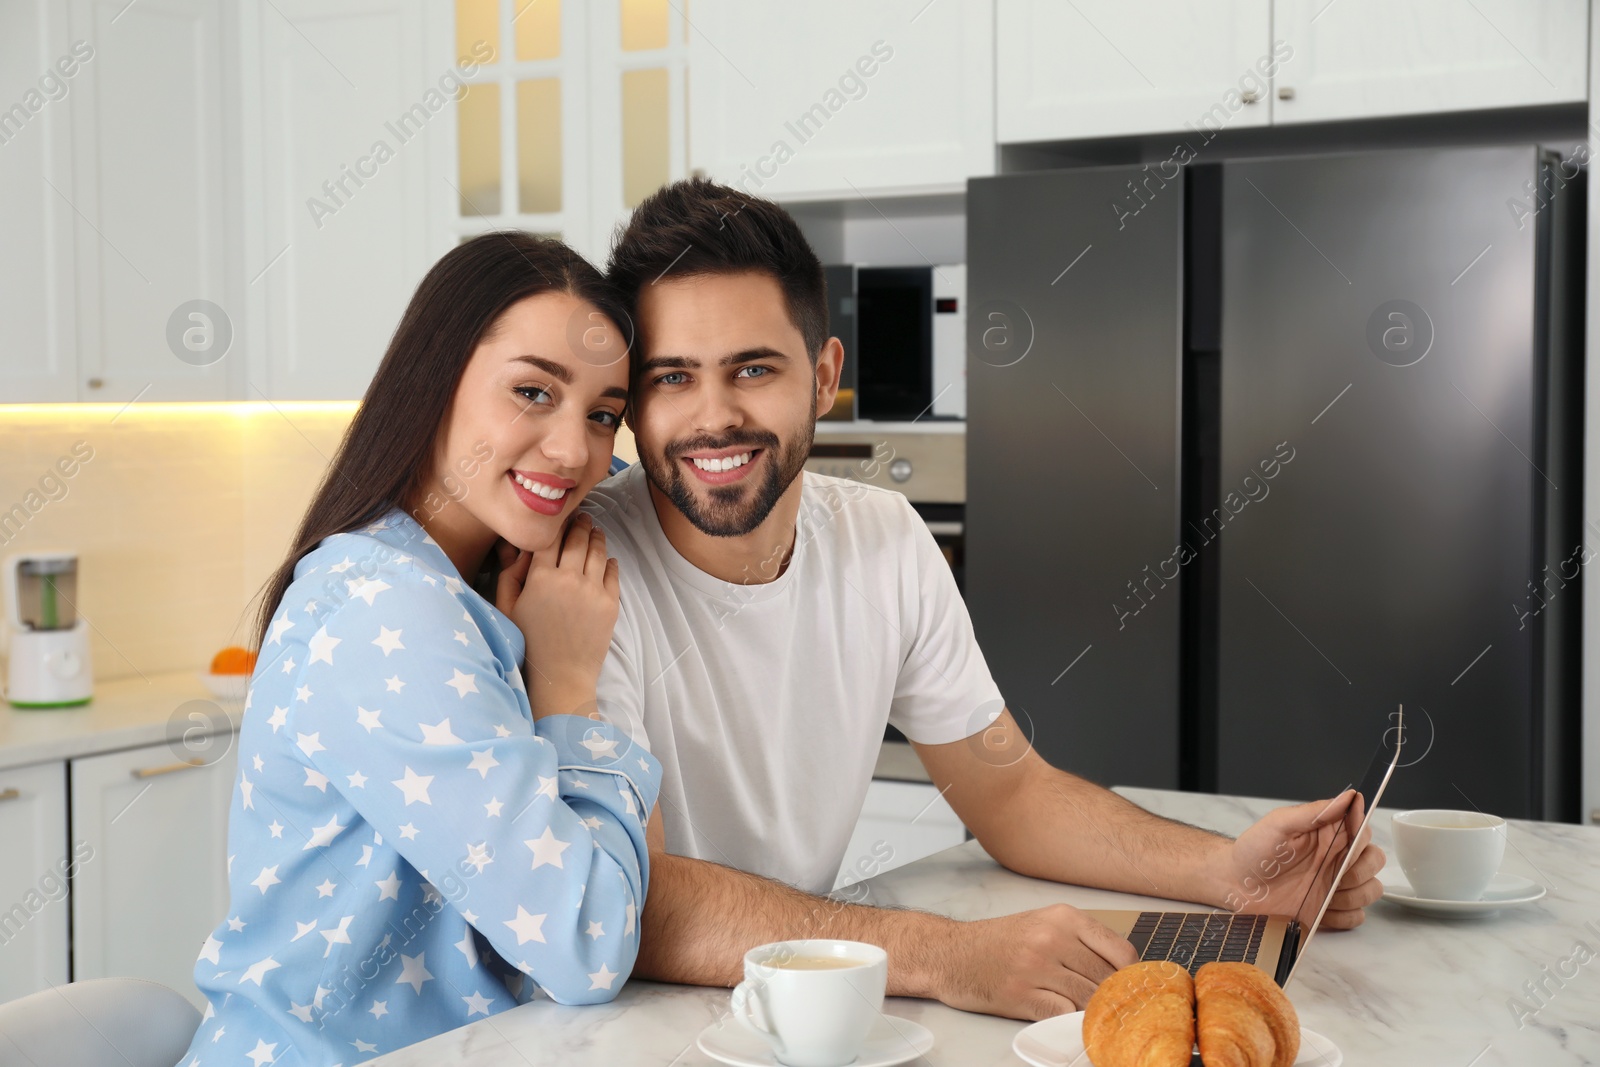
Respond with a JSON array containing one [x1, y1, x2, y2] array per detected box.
[[927, 904, 1139, 1021], [1222, 789, 1386, 930]]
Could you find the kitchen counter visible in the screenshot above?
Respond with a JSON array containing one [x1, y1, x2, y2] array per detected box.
[[367, 787, 1600, 1066], [0, 671, 242, 771]]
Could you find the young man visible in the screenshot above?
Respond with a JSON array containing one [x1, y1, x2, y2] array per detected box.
[[582, 178, 1384, 1021]]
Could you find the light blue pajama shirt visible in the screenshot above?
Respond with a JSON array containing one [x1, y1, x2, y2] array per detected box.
[[181, 508, 661, 1067]]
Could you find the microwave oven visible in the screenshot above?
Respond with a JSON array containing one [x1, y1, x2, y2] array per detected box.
[[823, 263, 966, 422]]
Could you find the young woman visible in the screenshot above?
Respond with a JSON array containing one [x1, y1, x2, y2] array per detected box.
[[182, 233, 659, 1066]]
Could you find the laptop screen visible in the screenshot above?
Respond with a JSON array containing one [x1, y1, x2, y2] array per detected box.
[[1283, 706, 1405, 986]]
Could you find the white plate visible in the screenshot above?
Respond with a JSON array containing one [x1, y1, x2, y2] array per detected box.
[[1013, 1010, 1340, 1067], [696, 1013, 934, 1067], [1382, 873, 1546, 915]]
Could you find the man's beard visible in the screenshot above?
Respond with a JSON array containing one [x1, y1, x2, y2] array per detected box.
[[640, 398, 816, 538]]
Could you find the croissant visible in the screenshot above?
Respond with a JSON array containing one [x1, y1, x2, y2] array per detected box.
[[1082, 960, 1195, 1067], [1194, 962, 1300, 1067]]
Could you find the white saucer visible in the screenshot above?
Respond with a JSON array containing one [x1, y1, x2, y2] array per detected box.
[[1382, 872, 1546, 915], [1013, 1010, 1340, 1067], [696, 1013, 935, 1067]]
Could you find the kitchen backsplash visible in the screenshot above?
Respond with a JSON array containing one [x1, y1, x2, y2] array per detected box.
[[0, 404, 639, 683]]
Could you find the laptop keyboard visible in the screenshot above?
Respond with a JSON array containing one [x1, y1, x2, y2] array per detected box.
[[1127, 912, 1267, 974]]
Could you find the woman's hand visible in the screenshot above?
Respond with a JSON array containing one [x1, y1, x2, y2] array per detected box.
[[502, 514, 621, 719]]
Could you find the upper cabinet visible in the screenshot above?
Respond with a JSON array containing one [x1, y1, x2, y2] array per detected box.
[[998, 0, 1274, 143], [242, 0, 447, 401], [1272, 0, 1587, 125], [687, 0, 995, 201], [0, 0, 233, 403], [71, 0, 234, 403], [997, 0, 1587, 143], [0, 0, 79, 402]]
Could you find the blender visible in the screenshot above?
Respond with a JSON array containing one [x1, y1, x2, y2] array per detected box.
[[2, 551, 93, 707]]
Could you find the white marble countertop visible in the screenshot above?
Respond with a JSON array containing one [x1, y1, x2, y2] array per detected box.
[[0, 671, 242, 771], [367, 787, 1600, 1067]]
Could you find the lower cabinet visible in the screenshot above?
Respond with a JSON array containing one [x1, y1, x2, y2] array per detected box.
[[69, 735, 237, 1007], [834, 779, 966, 892], [0, 761, 71, 1003]]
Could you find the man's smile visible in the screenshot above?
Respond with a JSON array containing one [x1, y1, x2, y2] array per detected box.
[[680, 446, 765, 485]]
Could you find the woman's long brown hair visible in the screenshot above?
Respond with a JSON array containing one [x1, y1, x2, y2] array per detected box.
[[249, 232, 628, 650]]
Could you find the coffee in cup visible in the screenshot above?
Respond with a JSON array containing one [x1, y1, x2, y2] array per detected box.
[[1392, 808, 1506, 901], [730, 939, 888, 1067]]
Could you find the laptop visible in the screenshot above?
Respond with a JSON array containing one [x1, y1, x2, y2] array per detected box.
[[1082, 707, 1405, 988]]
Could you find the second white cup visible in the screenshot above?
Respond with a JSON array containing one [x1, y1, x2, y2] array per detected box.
[[1392, 808, 1506, 901], [730, 939, 888, 1067]]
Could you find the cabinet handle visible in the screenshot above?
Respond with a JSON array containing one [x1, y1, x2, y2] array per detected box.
[[1278, 86, 1295, 101], [1591, 808, 1600, 825], [1241, 89, 1260, 104], [86, 377, 104, 389], [0, 787, 20, 803], [130, 758, 205, 779]]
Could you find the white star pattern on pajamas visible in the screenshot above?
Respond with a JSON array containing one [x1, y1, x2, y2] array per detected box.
[[418, 718, 463, 745], [306, 626, 340, 666], [503, 906, 547, 945], [390, 766, 433, 805], [467, 747, 500, 778], [372, 626, 404, 655], [445, 669, 478, 698], [268, 616, 295, 645], [239, 956, 281, 986], [525, 827, 571, 870], [181, 509, 661, 1066], [321, 916, 355, 957], [396, 952, 433, 994]]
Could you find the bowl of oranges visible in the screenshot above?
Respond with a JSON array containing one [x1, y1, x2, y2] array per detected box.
[[199, 646, 257, 702]]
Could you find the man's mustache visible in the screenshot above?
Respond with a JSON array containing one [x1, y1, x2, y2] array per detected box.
[[664, 430, 781, 459]]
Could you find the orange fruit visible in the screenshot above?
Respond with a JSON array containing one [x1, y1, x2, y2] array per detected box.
[[211, 646, 258, 675]]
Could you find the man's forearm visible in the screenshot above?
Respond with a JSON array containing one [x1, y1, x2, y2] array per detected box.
[[633, 850, 956, 998], [975, 763, 1234, 906]]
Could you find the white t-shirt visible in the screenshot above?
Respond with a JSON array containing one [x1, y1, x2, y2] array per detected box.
[[583, 464, 1004, 894]]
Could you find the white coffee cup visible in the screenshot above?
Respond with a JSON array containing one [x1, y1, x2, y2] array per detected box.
[[1392, 809, 1506, 901], [730, 939, 888, 1067]]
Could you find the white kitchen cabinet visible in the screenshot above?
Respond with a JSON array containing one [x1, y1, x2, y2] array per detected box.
[[687, 0, 994, 201], [67, 0, 235, 402], [0, 1, 81, 403], [70, 735, 237, 1007], [833, 779, 966, 892], [240, 0, 447, 401], [0, 762, 71, 1002], [997, 0, 1274, 143], [1273, 0, 1586, 125]]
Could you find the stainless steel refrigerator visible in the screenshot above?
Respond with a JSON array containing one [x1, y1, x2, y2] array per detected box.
[[966, 146, 1582, 820]]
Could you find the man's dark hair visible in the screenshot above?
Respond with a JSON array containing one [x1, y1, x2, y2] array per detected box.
[[607, 177, 829, 362]]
